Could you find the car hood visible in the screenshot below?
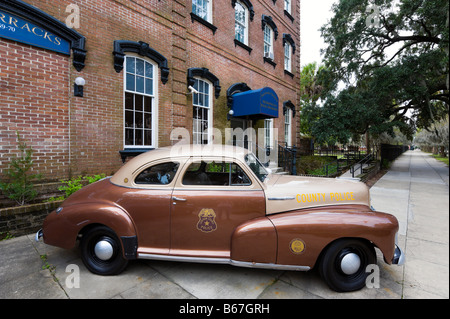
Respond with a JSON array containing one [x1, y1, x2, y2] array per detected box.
[[264, 175, 371, 215]]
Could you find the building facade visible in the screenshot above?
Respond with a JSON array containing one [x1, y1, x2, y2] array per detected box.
[[0, 0, 300, 180]]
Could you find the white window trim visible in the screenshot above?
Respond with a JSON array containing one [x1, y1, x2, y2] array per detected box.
[[284, 108, 292, 147], [235, 1, 249, 45], [123, 53, 158, 149], [284, 42, 292, 72], [193, 77, 214, 145], [193, 0, 213, 24], [264, 119, 274, 149], [284, 0, 291, 14], [264, 25, 274, 59]]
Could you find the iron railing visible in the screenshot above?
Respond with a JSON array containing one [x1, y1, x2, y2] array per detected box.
[[350, 153, 376, 178], [278, 143, 297, 175]]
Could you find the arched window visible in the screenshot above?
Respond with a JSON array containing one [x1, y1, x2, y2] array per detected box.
[[187, 68, 220, 145], [284, 42, 292, 72], [192, 77, 213, 145], [124, 55, 157, 148], [284, 0, 291, 14], [283, 33, 296, 73], [264, 24, 274, 60], [284, 107, 292, 147], [192, 0, 213, 23], [261, 15, 278, 63], [234, 1, 249, 45]]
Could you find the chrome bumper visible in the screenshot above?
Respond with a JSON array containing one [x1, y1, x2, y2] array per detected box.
[[35, 229, 43, 242], [392, 244, 405, 265]]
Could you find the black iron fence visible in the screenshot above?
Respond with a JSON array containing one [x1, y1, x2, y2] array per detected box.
[[380, 144, 409, 164]]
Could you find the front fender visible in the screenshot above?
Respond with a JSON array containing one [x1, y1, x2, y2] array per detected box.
[[268, 208, 399, 268], [231, 217, 277, 264], [43, 201, 136, 250]]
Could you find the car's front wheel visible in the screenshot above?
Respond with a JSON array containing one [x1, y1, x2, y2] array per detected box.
[[80, 226, 128, 275], [319, 238, 376, 292]]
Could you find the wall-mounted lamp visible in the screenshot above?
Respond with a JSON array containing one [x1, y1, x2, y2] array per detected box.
[[227, 109, 234, 121], [74, 77, 85, 97]]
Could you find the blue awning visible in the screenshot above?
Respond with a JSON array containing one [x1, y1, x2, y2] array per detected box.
[[231, 87, 279, 119]]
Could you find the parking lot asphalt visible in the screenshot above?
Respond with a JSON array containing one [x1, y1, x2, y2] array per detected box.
[[0, 150, 448, 300]]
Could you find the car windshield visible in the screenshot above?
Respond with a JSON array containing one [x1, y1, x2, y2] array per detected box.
[[245, 153, 269, 182]]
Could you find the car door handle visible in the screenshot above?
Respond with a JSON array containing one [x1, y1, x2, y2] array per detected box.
[[172, 196, 187, 202]]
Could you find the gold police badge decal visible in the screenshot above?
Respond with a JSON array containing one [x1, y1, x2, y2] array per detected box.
[[289, 238, 306, 254], [197, 208, 217, 233]]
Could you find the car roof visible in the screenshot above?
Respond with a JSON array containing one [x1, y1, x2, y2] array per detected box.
[[110, 144, 253, 187]]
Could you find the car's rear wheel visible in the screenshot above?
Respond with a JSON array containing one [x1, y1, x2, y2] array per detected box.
[[319, 238, 376, 292], [80, 226, 128, 275]]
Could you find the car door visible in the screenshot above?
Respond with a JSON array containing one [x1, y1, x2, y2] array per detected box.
[[170, 157, 266, 258], [122, 159, 186, 255]]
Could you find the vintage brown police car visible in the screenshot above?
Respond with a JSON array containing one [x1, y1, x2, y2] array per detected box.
[[37, 145, 404, 292]]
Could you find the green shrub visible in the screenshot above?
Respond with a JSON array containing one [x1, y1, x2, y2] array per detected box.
[[0, 132, 42, 206], [48, 173, 106, 201], [296, 156, 336, 175]]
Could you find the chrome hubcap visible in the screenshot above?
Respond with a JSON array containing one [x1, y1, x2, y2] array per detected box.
[[340, 252, 361, 275], [94, 240, 114, 261]]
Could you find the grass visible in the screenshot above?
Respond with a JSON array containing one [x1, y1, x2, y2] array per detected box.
[[296, 156, 343, 176], [431, 154, 449, 166]]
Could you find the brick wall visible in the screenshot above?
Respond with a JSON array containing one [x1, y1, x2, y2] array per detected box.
[[1, 0, 300, 181], [0, 38, 71, 179], [182, 0, 301, 145], [0, 200, 62, 239]]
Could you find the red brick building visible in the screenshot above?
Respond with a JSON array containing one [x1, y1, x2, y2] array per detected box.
[[0, 0, 300, 180]]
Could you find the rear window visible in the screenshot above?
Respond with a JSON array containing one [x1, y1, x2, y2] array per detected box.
[[135, 162, 179, 185]]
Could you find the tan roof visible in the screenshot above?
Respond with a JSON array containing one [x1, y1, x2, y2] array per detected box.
[[110, 144, 252, 187]]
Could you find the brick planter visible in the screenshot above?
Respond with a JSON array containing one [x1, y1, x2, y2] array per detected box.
[[0, 200, 63, 240]]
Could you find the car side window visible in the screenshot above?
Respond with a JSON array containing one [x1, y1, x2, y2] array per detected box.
[[135, 162, 179, 185], [182, 161, 251, 186]]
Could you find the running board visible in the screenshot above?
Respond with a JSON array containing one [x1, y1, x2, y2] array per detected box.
[[138, 253, 310, 272]]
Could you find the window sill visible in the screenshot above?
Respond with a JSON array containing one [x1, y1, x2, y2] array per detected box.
[[284, 10, 294, 23], [263, 57, 277, 68], [190, 13, 217, 34], [234, 39, 252, 54], [284, 70, 294, 78]]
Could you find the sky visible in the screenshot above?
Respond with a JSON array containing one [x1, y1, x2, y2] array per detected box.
[[300, 0, 338, 67]]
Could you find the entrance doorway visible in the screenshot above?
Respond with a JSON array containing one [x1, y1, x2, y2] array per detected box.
[[230, 118, 252, 151]]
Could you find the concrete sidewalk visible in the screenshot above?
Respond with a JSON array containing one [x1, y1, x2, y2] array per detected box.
[[369, 150, 449, 298], [0, 150, 448, 299]]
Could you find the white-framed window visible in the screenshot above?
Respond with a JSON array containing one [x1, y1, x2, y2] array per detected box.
[[264, 119, 273, 149], [234, 1, 249, 45], [192, 0, 213, 23], [284, 0, 291, 14], [284, 108, 292, 147], [284, 42, 292, 72], [263, 24, 274, 59], [124, 55, 157, 148], [193, 78, 213, 145]]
